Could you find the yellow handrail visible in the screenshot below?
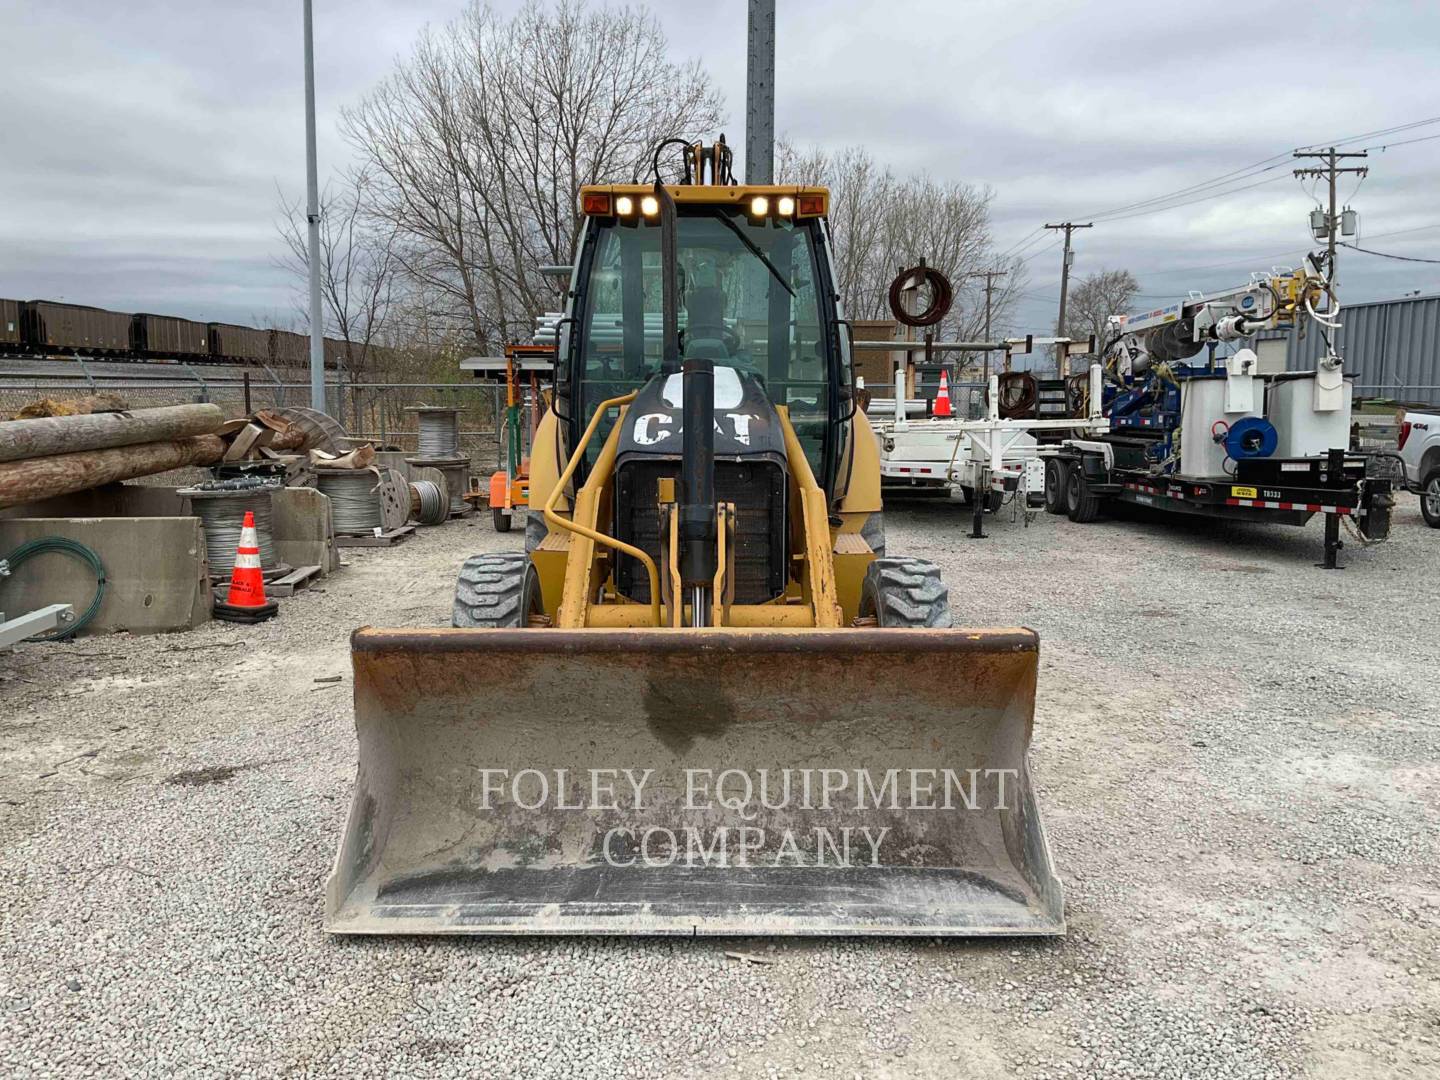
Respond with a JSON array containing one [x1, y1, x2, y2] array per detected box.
[[542, 391, 663, 625]]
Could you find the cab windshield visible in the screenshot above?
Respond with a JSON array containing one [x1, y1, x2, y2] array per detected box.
[[574, 208, 834, 473]]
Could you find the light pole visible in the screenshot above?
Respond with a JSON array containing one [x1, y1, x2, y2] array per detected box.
[[303, 0, 325, 412]]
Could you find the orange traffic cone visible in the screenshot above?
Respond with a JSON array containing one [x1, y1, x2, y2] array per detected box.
[[934, 369, 953, 417], [226, 510, 268, 607]]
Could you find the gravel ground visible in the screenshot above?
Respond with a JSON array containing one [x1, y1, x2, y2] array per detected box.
[[2, 495, 1437, 1079]]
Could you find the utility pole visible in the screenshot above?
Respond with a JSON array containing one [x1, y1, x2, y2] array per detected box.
[[1293, 147, 1368, 288], [746, 0, 775, 184], [979, 269, 1006, 384], [303, 0, 325, 413], [1044, 222, 1092, 371]]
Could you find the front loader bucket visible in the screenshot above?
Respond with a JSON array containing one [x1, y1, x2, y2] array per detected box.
[[326, 627, 1063, 936]]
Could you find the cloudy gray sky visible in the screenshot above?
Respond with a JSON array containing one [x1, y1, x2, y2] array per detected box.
[[3, 0, 1438, 333]]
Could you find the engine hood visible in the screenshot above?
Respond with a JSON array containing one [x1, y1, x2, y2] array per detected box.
[[616, 365, 787, 461]]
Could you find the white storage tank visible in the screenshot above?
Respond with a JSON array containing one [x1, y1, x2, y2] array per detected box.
[[1267, 372, 1353, 458], [1180, 376, 1261, 477]]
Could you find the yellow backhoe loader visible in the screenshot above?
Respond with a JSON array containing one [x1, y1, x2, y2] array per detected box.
[[327, 139, 1064, 936]]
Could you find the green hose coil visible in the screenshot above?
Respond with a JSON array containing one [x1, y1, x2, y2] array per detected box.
[[0, 537, 107, 640]]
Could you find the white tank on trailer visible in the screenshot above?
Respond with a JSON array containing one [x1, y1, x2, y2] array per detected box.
[[1267, 372, 1353, 458], [1179, 366, 1262, 477]]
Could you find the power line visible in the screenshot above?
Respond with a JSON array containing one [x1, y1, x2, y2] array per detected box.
[[1359, 131, 1440, 153], [1063, 114, 1440, 228], [1338, 241, 1440, 264], [1089, 174, 1292, 224], [1322, 115, 1440, 150], [1069, 154, 1294, 222]]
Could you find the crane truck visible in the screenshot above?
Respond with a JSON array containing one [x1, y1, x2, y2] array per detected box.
[[1045, 257, 1393, 565]]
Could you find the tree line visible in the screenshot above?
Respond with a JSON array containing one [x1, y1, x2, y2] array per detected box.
[[279, 0, 1141, 380]]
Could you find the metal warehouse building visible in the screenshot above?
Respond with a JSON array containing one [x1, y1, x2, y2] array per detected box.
[[1256, 292, 1440, 402]]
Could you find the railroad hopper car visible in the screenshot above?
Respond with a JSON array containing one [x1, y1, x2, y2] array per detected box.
[[269, 329, 308, 367], [208, 322, 271, 363], [22, 301, 132, 353], [0, 299, 19, 347], [133, 313, 209, 357]]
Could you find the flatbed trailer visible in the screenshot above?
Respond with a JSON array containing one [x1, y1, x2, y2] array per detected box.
[[1048, 438, 1392, 567]]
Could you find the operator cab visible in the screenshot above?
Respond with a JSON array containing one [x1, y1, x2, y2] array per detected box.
[[553, 140, 852, 495]]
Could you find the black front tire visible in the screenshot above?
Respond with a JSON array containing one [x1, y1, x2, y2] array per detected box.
[[1065, 465, 1102, 523], [1422, 470, 1440, 528], [1044, 459, 1068, 515], [858, 557, 951, 628], [453, 552, 543, 627], [492, 507, 513, 532]]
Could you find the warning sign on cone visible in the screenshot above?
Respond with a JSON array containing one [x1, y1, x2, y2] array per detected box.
[[225, 510, 268, 607]]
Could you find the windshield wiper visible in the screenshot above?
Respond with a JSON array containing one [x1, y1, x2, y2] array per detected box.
[[712, 214, 795, 298]]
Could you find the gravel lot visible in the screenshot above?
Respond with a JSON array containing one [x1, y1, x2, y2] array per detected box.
[[2, 495, 1437, 1079]]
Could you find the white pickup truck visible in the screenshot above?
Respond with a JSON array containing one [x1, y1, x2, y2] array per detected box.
[[1399, 409, 1440, 527]]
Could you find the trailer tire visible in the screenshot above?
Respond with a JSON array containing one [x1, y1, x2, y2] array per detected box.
[[492, 507, 512, 532], [1044, 459, 1067, 515], [859, 557, 951, 628], [1421, 469, 1440, 528], [453, 552, 542, 628], [1065, 465, 1102, 523], [986, 490, 1004, 513]]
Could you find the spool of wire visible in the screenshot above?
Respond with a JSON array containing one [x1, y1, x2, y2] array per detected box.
[[315, 469, 385, 535], [406, 456, 471, 517], [410, 480, 449, 526], [181, 479, 279, 572], [411, 407, 462, 458]]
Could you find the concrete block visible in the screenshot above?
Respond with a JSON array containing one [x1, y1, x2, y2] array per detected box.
[[373, 451, 414, 480], [0, 516, 212, 634], [272, 487, 339, 574], [0, 482, 186, 520]]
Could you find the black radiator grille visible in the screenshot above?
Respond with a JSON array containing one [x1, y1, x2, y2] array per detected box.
[[614, 458, 787, 604]]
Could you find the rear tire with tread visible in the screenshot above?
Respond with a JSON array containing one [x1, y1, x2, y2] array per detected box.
[[1065, 464, 1102, 523], [492, 507, 512, 532], [453, 552, 542, 628], [1044, 458, 1067, 515], [859, 557, 951, 628]]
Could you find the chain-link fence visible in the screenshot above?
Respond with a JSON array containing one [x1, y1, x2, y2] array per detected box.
[[0, 358, 508, 484]]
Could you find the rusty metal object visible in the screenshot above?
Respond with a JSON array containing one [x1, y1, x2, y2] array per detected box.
[[888, 263, 953, 328], [996, 371, 1040, 419], [327, 626, 1062, 936]]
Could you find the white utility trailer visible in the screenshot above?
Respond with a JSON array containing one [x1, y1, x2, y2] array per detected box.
[[871, 364, 1110, 536]]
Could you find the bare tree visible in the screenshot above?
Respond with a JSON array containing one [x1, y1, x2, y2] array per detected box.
[[1064, 269, 1140, 349], [276, 168, 399, 380], [775, 142, 1028, 343], [341, 0, 725, 351]]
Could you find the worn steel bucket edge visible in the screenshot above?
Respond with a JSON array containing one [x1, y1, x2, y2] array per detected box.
[[328, 625, 1064, 937]]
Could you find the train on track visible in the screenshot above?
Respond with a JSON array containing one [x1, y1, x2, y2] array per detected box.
[[0, 297, 373, 369]]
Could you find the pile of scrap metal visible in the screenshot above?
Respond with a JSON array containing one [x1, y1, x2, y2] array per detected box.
[[0, 401, 348, 510]]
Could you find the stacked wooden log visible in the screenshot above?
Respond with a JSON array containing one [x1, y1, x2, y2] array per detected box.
[[0, 404, 227, 510]]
